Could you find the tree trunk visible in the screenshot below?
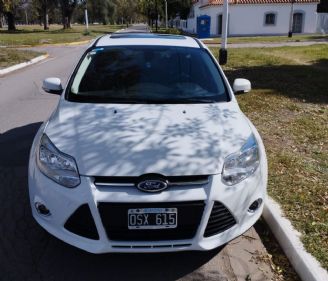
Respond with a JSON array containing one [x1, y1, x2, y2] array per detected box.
[[67, 14, 72, 28], [6, 12, 16, 31], [63, 16, 68, 29], [147, 9, 151, 27], [62, 10, 73, 29], [0, 14, 3, 28], [155, 0, 158, 32]]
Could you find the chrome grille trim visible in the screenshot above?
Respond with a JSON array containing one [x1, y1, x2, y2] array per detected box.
[[95, 182, 135, 187], [94, 176, 209, 188], [169, 179, 209, 187]]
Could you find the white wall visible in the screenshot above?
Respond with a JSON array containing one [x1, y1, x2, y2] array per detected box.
[[184, 3, 318, 36], [186, 18, 197, 34], [317, 13, 328, 33]]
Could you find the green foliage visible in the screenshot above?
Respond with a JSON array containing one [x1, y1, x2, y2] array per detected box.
[[59, 0, 78, 28], [87, 0, 116, 25], [137, 0, 192, 21], [167, 0, 193, 19], [0, 0, 22, 13], [152, 27, 182, 35], [115, 0, 137, 24], [0, 0, 26, 30]]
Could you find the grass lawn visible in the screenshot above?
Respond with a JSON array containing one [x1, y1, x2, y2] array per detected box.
[[0, 48, 43, 69], [209, 44, 328, 270], [0, 24, 124, 47], [204, 34, 328, 44]]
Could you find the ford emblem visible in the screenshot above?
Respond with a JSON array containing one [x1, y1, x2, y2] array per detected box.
[[137, 180, 168, 193]]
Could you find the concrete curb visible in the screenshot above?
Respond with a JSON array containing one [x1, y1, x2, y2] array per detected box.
[[0, 54, 49, 76], [36, 40, 91, 47], [263, 197, 328, 281]]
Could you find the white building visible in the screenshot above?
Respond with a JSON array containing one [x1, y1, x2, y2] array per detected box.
[[183, 0, 319, 37]]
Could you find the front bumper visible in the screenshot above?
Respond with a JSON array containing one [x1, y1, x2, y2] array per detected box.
[[28, 158, 266, 254]]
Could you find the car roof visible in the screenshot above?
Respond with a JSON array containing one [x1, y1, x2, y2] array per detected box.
[[95, 33, 201, 48]]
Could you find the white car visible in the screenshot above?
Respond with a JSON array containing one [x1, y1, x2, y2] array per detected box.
[[28, 33, 267, 254]]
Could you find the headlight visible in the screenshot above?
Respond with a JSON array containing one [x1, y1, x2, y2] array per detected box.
[[37, 134, 80, 188], [222, 134, 260, 186]]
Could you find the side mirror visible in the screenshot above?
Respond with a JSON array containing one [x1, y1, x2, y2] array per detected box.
[[233, 78, 251, 95], [42, 78, 63, 95]]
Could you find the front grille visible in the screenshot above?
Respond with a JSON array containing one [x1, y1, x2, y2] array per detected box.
[[204, 202, 236, 238], [94, 175, 209, 188], [98, 201, 205, 241], [64, 204, 99, 240]]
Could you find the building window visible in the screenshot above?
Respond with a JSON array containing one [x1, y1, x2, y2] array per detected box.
[[265, 13, 276, 25]]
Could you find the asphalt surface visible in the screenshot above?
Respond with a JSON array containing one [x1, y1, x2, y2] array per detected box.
[[0, 24, 275, 281], [116, 23, 151, 33]]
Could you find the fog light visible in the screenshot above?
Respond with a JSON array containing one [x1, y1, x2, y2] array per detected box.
[[35, 202, 51, 216], [248, 199, 263, 213]]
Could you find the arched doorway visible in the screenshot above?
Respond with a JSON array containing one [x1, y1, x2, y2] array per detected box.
[[292, 13, 303, 33]]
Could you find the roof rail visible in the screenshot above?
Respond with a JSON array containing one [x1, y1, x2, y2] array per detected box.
[[91, 35, 106, 47], [193, 37, 204, 49]]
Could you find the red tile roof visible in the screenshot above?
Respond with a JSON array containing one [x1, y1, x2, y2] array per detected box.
[[199, 0, 319, 7]]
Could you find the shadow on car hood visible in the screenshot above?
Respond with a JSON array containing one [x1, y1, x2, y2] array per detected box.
[[45, 101, 251, 177]]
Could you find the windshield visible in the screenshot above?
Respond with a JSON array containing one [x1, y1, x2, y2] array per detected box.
[[67, 46, 229, 104]]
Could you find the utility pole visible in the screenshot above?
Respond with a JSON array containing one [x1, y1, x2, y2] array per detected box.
[[164, 0, 168, 29], [155, 0, 158, 32], [43, 0, 49, 30], [219, 0, 229, 65], [288, 0, 295, 37], [25, 9, 28, 25], [84, 0, 89, 31]]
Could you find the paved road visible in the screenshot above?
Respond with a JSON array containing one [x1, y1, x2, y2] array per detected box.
[[0, 32, 275, 281], [116, 23, 151, 33]]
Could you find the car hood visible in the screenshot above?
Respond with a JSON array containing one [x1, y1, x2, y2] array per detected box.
[[45, 100, 252, 177]]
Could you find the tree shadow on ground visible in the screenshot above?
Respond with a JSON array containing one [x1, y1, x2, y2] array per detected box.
[[0, 122, 228, 281], [306, 35, 328, 41], [225, 58, 328, 104]]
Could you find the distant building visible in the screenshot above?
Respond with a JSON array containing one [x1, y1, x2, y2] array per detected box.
[[182, 0, 320, 37]]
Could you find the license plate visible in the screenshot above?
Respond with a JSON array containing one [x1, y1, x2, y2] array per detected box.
[[128, 208, 177, 230]]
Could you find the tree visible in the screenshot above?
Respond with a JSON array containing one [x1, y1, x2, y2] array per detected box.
[[115, 0, 136, 26], [106, 0, 116, 24], [317, 0, 328, 12], [137, 0, 158, 27], [59, 0, 77, 29], [137, 0, 192, 28], [85, 0, 116, 25], [167, 0, 192, 19], [32, 0, 57, 29], [0, 0, 25, 31]]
